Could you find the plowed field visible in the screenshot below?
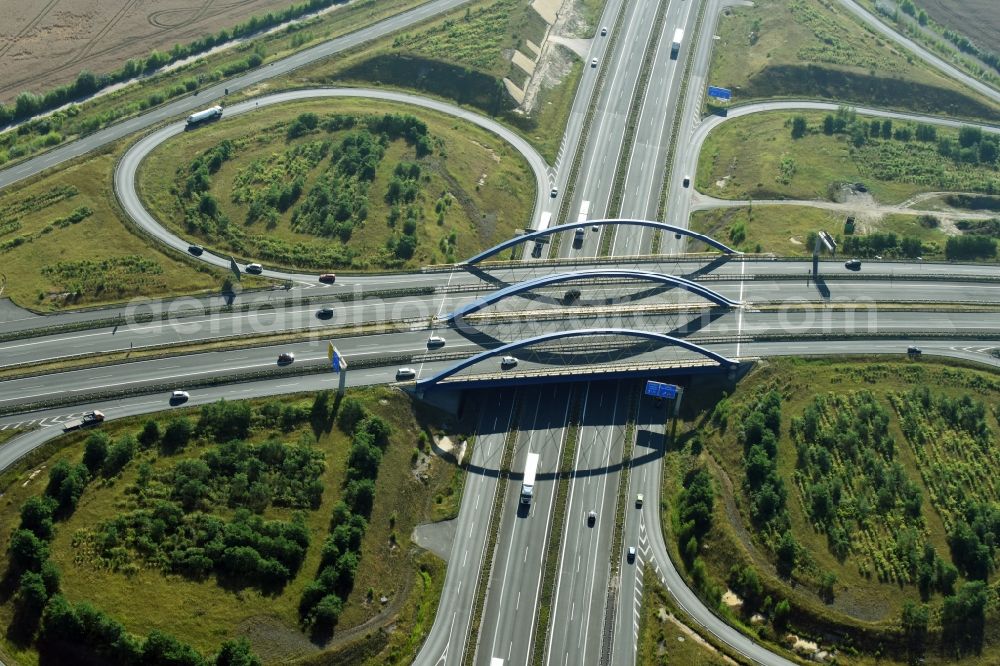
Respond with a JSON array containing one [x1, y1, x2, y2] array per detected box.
[[917, 0, 1000, 55], [0, 0, 298, 102]]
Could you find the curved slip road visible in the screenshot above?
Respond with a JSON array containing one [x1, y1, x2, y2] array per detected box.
[[0, 0, 479, 191], [115, 87, 549, 286]]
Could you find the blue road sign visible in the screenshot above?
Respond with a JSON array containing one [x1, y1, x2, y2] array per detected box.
[[644, 381, 678, 399], [707, 86, 732, 101]]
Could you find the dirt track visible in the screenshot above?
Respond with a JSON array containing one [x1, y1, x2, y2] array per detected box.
[[0, 0, 299, 102]]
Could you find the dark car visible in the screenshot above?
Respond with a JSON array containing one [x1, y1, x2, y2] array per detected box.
[[317, 307, 334, 318], [562, 288, 581, 305], [188, 244, 204, 256], [587, 511, 596, 527], [844, 259, 862, 271], [277, 352, 294, 364], [245, 263, 263, 274], [627, 546, 636, 563], [319, 273, 336, 284], [907, 346, 922, 356]]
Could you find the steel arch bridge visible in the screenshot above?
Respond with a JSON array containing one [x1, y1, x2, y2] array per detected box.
[[463, 218, 739, 264], [415, 328, 737, 390], [437, 269, 739, 323]]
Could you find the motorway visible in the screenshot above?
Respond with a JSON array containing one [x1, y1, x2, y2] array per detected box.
[[2, 0, 1000, 664], [4, 273, 999, 368]]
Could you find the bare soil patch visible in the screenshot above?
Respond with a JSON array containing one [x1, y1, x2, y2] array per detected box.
[[0, 0, 299, 101]]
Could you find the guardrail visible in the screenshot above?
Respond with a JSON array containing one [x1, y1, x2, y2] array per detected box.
[[0, 286, 436, 343]]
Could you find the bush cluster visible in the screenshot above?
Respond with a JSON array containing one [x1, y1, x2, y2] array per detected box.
[[6, 417, 261, 664], [299, 397, 391, 633]]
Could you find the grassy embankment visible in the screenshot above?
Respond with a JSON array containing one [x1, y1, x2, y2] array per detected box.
[[269, 0, 588, 163], [706, 0, 1000, 122], [0, 0, 428, 167], [663, 357, 1000, 665], [853, 0, 1000, 90], [138, 99, 534, 271], [636, 565, 734, 666], [0, 388, 469, 666], [0, 143, 241, 311], [691, 110, 1000, 257]]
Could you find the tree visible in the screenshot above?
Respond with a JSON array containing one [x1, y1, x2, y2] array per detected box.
[[344, 479, 376, 517], [822, 114, 834, 135], [215, 638, 261, 666], [310, 594, 343, 629], [139, 420, 161, 448], [819, 571, 837, 603], [901, 601, 928, 663], [20, 496, 57, 540], [15, 571, 50, 619], [199, 400, 251, 441], [9, 529, 49, 573], [162, 418, 193, 453], [82, 433, 109, 473], [881, 118, 892, 140], [337, 397, 366, 433], [773, 599, 791, 631], [142, 629, 205, 666], [359, 415, 391, 450], [103, 435, 138, 477], [776, 530, 797, 577], [959, 125, 983, 148], [346, 442, 382, 481], [790, 115, 807, 139], [941, 581, 987, 656]]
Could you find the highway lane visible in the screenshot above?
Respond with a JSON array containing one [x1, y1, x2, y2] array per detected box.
[[2, 338, 996, 666], [3, 256, 997, 338], [557, 0, 665, 260], [0, 0, 479, 191], [477, 384, 571, 665], [2, 308, 999, 410], [611, 0, 697, 257], [116, 88, 548, 284], [546, 381, 630, 665], [6, 278, 1000, 367], [612, 386, 668, 666], [414, 391, 518, 666]]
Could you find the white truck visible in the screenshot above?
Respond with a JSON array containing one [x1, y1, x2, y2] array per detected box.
[[520, 452, 539, 505], [671, 28, 684, 58], [62, 410, 105, 432], [186, 105, 223, 127], [576, 200, 590, 225]]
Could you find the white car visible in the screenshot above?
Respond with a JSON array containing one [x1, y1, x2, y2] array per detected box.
[[245, 262, 263, 274], [427, 336, 446, 348], [171, 390, 189, 402], [591, 58, 598, 67], [396, 367, 416, 380], [600, 26, 608, 36], [500, 356, 518, 368]]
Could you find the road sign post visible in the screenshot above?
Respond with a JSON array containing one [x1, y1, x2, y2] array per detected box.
[[329, 343, 347, 394]]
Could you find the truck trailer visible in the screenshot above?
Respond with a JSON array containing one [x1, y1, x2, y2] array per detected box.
[[186, 105, 223, 127], [671, 28, 684, 59], [520, 452, 539, 505], [62, 410, 105, 432]]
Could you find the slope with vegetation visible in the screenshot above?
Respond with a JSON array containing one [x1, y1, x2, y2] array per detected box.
[[0, 388, 468, 665], [707, 0, 1000, 122], [669, 358, 1000, 664], [138, 100, 534, 271]]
